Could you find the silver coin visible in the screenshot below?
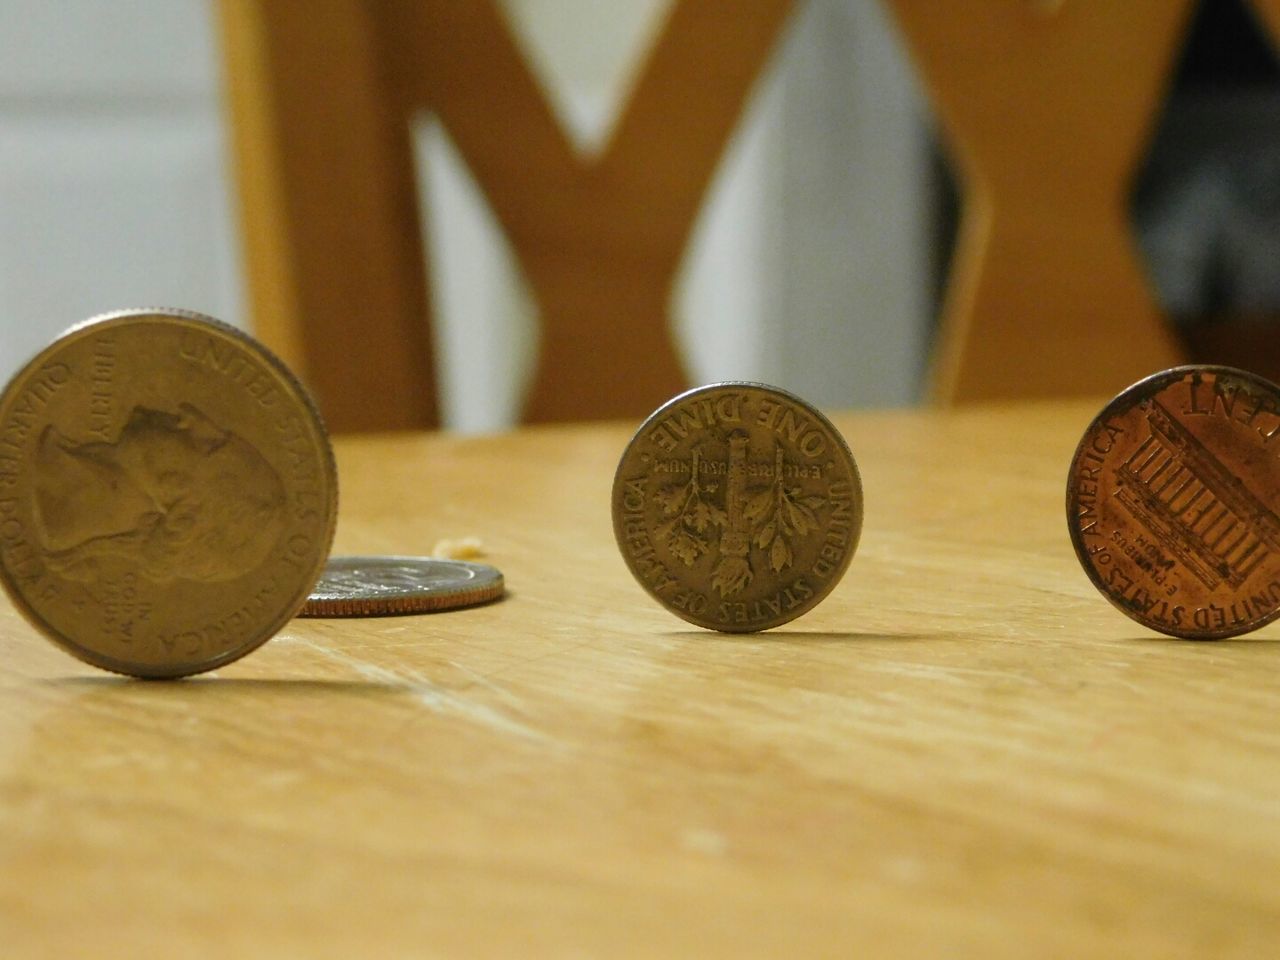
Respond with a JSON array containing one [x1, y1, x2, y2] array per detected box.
[[299, 556, 504, 617], [613, 382, 862, 631]]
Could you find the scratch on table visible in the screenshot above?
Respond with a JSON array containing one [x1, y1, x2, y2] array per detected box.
[[279, 636, 553, 744], [860, 661, 1035, 687], [473, 637, 602, 685], [446, 660, 531, 714]]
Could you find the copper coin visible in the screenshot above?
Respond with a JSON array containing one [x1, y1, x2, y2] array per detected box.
[[612, 382, 863, 631], [1067, 365, 1280, 639], [299, 556, 505, 617], [0, 308, 338, 677]]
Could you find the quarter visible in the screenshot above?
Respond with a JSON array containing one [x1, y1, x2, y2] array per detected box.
[[0, 308, 338, 676], [1067, 365, 1280, 639], [612, 382, 863, 631]]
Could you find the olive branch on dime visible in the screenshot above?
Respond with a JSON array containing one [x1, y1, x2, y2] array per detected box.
[[743, 444, 827, 574], [653, 447, 727, 566]]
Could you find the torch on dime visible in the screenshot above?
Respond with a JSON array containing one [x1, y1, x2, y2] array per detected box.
[[612, 382, 863, 632], [1067, 365, 1280, 639]]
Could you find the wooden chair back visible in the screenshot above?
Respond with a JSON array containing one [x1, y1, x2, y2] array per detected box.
[[218, 0, 795, 431], [884, 0, 1197, 404]]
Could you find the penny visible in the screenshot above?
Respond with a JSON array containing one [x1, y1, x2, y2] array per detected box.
[[612, 382, 863, 631], [1067, 365, 1280, 639], [0, 308, 338, 677], [299, 556, 505, 617]]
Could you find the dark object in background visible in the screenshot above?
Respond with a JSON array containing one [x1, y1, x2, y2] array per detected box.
[[1133, 0, 1280, 380], [927, 0, 1280, 384]]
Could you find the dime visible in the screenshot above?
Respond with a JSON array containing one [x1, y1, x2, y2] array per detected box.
[[1067, 365, 1280, 639], [612, 382, 863, 631], [0, 308, 338, 677], [299, 556, 505, 617]]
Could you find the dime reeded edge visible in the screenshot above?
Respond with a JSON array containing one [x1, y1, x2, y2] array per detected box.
[[612, 381, 863, 632], [0, 307, 339, 678], [299, 556, 505, 618], [1065, 364, 1280, 641]]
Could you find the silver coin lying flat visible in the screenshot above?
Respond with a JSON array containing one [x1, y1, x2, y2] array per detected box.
[[298, 556, 504, 617]]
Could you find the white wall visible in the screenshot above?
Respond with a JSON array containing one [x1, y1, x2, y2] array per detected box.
[[0, 0, 931, 431], [0, 1, 243, 370]]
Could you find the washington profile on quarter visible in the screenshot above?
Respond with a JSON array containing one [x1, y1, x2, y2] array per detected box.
[[299, 556, 505, 617], [1067, 365, 1280, 639], [0, 308, 338, 677], [612, 382, 863, 632]]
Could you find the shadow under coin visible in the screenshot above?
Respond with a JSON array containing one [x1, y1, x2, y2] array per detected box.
[[40, 675, 413, 695], [1122, 633, 1280, 646]]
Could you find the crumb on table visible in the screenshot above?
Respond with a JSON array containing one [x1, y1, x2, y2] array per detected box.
[[432, 536, 486, 560]]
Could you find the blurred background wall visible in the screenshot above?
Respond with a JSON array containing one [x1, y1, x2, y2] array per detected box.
[[0, 0, 932, 431], [7, 0, 1275, 430], [0, 2, 244, 382]]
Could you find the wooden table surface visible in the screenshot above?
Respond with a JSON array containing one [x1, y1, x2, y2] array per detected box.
[[3, 400, 1279, 957]]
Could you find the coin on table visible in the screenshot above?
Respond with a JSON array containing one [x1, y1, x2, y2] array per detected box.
[[299, 556, 505, 617], [0, 308, 338, 677], [612, 382, 863, 631], [1067, 365, 1280, 639]]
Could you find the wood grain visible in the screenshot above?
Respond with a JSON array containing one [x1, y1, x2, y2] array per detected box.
[[3, 402, 1280, 957]]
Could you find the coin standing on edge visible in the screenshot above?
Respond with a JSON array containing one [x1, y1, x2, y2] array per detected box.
[[1067, 365, 1280, 640], [299, 556, 505, 617], [0, 308, 338, 677], [612, 382, 863, 632]]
